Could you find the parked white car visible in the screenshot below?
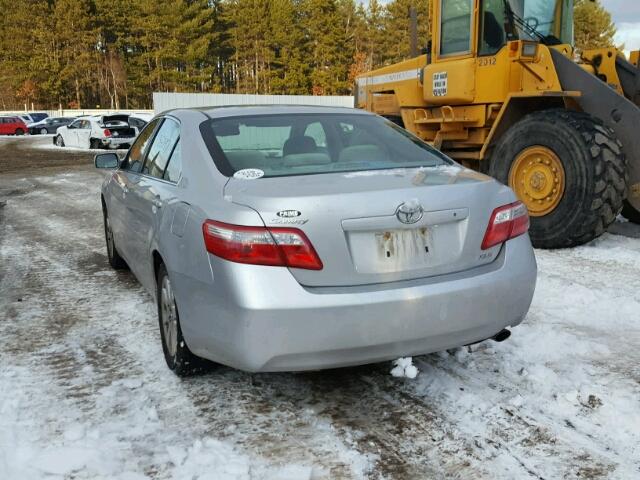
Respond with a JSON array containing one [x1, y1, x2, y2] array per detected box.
[[54, 115, 138, 149]]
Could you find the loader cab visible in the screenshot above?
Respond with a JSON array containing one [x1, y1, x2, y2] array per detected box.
[[434, 0, 574, 60]]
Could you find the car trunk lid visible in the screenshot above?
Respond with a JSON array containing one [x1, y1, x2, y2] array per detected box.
[[100, 115, 136, 138], [224, 166, 510, 287]]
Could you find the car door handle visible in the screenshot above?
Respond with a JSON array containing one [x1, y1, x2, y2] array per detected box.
[[152, 196, 162, 209]]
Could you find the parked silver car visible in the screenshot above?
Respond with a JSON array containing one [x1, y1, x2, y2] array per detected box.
[[95, 106, 537, 375]]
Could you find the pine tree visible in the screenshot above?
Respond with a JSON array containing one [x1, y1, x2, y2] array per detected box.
[[268, 0, 310, 94], [52, 0, 97, 108], [302, 0, 354, 95], [381, 0, 430, 65], [574, 0, 617, 51]]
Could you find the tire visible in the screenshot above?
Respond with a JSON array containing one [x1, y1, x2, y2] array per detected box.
[[621, 200, 640, 224], [489, 109, 626, 249], [40, 128, 48, 135], [90, 138, 101, 149], [156, 263, 203, 376], [103, 209, 128, 270], [15, 128, 24, 136], [55, 135, 65, 147]]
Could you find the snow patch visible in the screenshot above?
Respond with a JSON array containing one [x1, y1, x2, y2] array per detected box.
[[391, 357, 419, 379]]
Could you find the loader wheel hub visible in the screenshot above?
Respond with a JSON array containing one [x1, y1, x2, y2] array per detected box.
[[509, 146, 565, 217]]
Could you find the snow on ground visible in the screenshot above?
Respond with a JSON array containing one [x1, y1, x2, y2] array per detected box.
[[1, 164, 639, 479]]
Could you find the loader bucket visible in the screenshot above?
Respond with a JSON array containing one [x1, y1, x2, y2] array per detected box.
[[550, 49, 640, 214]]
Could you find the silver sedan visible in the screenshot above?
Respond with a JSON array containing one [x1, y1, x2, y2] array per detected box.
[[95, 106, 537, 375]]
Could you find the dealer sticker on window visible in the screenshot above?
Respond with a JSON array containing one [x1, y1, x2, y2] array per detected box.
[[233, 168, 264, 180], [433, 72, 448, 97]]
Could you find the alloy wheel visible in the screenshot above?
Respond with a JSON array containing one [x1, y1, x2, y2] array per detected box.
[[105, 216, 115, 259], [160, 275, 178, 358]]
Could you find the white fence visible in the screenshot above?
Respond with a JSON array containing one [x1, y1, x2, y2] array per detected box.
[[152, 93, 354, 114], [2, 93, 355, 118], [0, 109, 153, 118]]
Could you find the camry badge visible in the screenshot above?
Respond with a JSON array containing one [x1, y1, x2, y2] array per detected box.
[[396, 200, 424, 224]]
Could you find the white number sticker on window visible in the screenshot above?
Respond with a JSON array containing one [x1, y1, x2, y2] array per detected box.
[[233, 168, 264, 180]]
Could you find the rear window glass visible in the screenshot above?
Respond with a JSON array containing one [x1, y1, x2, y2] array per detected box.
[[201, 113, 450, 178]]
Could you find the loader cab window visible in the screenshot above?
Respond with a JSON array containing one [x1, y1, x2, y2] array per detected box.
[[485, 0, 574, 48], [479, 0, 506, 55], [439, 0, 473, 56]]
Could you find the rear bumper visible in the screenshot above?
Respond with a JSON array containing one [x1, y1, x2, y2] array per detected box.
[[101, 137, 134, 148], [179, 235, 537, 372]]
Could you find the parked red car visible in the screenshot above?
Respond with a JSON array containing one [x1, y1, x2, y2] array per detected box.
[[0, 116, 28, 135]]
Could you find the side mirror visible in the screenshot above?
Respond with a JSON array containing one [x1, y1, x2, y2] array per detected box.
[[95, 153, 119, 169]]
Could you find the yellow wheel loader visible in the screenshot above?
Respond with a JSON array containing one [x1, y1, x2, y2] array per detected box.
[[356, 0, 640, 248]]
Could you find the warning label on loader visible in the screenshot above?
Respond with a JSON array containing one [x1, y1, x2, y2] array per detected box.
[[433, 72, 448, 97]]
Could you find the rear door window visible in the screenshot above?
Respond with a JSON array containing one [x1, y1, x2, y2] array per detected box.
[[142, 118, 180, 179], [122, 118, 161, 173], [163, 140, 182, 183]]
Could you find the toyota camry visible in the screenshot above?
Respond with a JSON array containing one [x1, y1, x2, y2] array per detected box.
[[95, 106, 537, 375]]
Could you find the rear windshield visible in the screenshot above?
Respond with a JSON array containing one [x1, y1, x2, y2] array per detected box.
[[201, 113, 451, 178]]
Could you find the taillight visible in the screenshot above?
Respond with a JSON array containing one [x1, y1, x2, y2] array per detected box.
[[202, 220, 323, 270], [103, 129, 112, 137], [481, 201, 530, 250]]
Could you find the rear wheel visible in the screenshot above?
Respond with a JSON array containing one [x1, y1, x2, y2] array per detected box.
[[489, 109, 626, 248], [55, 135, 65, 147], [103, 209, 128, 270], [15, 128, 24, 136], [156, 263, 203, 376], [39, 128, 48, 135], [90, 138, 101, 149]]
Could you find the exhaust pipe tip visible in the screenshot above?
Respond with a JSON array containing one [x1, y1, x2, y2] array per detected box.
[[492, 328, 511, 343]]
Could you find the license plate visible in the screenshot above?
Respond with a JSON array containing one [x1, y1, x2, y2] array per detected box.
[[375, 228, 431, 262]]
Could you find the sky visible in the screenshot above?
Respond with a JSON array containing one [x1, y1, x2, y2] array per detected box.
[[602, 0, 640, 53]]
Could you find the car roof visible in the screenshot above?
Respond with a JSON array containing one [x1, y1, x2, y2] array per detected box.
[[165, 104, 368, 120]]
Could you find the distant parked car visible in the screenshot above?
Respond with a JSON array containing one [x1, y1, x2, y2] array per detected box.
[[28, 112, 49, 123], [28, 116, 76, 135], [54, 114, 137, 149], [18, 114, 34, 126], [0, 116, 28, 135], [94, 106, 537, 376]]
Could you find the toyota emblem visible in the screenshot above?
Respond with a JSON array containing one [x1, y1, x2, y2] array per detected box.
[[396, 201, 424, 224]]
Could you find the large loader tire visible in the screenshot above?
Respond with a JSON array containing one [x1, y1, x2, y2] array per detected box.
[[489, 109, 626, 249]]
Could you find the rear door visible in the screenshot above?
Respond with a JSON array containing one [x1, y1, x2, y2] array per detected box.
[[64, 119, 82, 146], [108, 118, 161, 267], [126, 118, 181, 286], [76, 120, 92, 148]]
